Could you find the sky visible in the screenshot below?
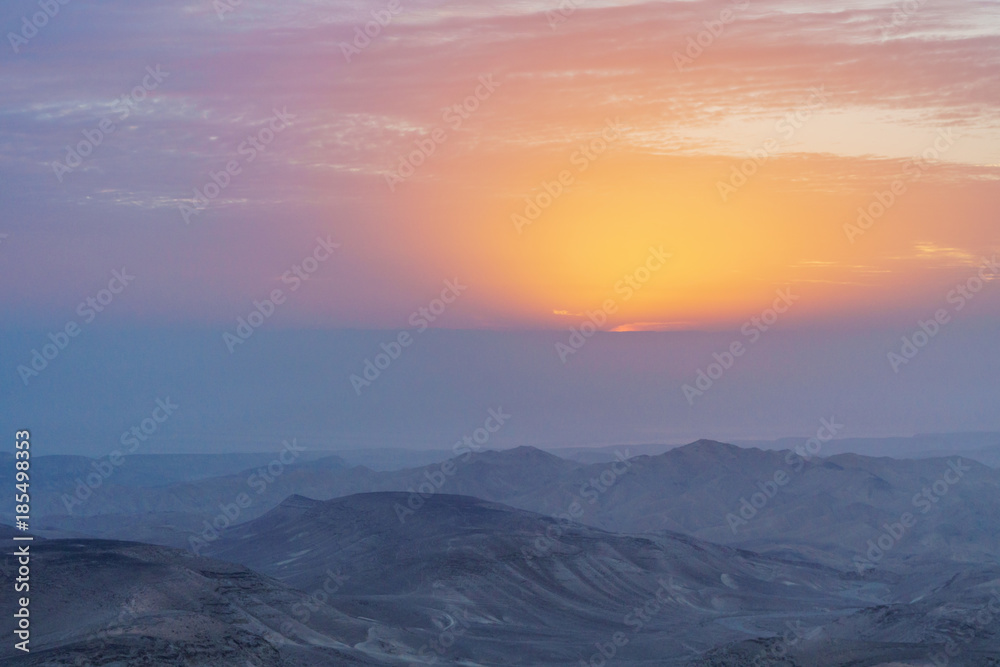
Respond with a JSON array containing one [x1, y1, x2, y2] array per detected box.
[[2, 0, 999, 453]]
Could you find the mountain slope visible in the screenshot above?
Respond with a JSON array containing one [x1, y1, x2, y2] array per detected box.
[[0, 538, 420, 666], [203, 492, 883, 665]]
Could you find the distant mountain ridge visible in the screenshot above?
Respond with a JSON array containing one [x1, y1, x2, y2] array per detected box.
[[29, 439, 1000, 573]]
